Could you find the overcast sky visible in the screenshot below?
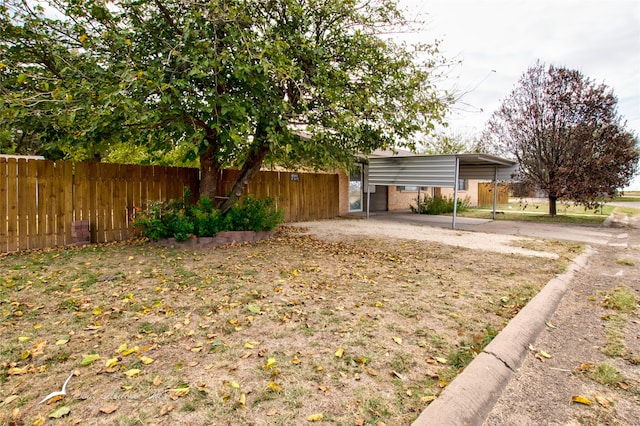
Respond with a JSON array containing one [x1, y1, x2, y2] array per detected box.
[[397, 0, 640, 189]]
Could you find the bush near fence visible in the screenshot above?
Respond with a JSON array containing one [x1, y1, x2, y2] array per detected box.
[[0, 158, 339, 253]]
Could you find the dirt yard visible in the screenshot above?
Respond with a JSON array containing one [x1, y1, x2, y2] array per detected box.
[[0, 220, 583, 426]]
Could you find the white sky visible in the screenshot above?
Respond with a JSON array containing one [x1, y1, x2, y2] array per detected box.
[[397, 0, 640, 189]]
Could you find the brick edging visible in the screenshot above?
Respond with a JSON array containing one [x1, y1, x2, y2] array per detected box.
[[154, 230, 274, 248]]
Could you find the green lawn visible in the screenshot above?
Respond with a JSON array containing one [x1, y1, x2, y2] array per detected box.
[[614, 190, 640, 202], [459, 199, 637, 225]]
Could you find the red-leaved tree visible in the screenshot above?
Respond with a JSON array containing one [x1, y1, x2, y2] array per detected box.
[[481, 61, 639, 215]]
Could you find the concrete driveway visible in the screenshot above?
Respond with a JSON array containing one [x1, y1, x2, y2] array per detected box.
[[357, 209, 638, 247]]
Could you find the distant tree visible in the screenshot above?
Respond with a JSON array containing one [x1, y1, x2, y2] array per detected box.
[[0, 0, 452, 213], [422, 131, 478, 154], [481, 61, 639, 215]]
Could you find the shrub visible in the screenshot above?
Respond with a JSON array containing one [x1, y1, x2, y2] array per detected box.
[[410, 195, 471, 215], [133, 190, 283, 241], [223, 195, 284, 232], [132, 200, 171, 241], [193, 198, 224, 237]]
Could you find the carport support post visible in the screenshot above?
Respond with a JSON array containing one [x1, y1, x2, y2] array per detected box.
[[452, 157, 460, 229], [492, 166, 498, 220], [366, 185, 371, 219]]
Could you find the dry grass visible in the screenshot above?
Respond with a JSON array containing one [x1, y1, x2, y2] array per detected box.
[[0, 227, 581, 425]]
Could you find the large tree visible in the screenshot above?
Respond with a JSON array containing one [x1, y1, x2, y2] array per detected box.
[[481, 61, 639, 215], [0, 0, 451, 212]]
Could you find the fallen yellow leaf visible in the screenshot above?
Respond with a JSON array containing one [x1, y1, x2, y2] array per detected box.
[[538, 350, 551, 359], [140, 356, 154, 365], [264, 358, 277, 369], [121, 346, 139, 356], [594, 395, 610, 408], [365, 367, 378, 376], [334, 347, 344, 358], [55, 338, 69, 346], [571, 395, 592, 405], [435, 357, 448, 364], [393, 336, 403, 345], [267, 381, 283, 393], [31, 417, 46, 426], [18, 336, 30, 343], [168, 387, 190, 400], [123, 368, 141, 377], [307, 413, 324, 421], [105, 358, 118, 368], [1, 395, 19, 406]]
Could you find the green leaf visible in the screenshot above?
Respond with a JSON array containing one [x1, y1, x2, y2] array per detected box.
[[80, 353, 100, 366], [48, 405, 71, 418], [247, 304, 261, 314]]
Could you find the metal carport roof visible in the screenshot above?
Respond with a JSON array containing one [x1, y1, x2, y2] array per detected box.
[[365, 153, 518, 228]]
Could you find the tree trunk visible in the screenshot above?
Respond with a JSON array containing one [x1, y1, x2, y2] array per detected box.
[[199, 145, 220, 201], [548, 194, 557, 216], [219, 139, 270, 215]]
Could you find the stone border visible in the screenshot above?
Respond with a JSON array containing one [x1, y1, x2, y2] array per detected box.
[[411, 246, 594, 426], [154, 231, 274, 248]]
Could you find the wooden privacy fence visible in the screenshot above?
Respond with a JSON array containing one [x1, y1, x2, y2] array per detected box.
[[478, 182, 510, 206], [217, 169, 339, 223], [0, 158, 199, 252], [1, 158, 339, 253]]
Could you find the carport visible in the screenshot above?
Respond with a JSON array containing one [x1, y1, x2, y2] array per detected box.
[[366, 153, 518, 228]]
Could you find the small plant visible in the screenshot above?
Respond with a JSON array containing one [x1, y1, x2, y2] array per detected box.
[[616, 258, 635, 266], [410, 195, 471, 215], [193, 197, 223, 237], [223, 195, 284, 232], [133, 188, 283, 241], [447, 324, 498, 370], [601, 314, 626, 357], [601, 286, 637, 312], [589, 362, 623, 385]]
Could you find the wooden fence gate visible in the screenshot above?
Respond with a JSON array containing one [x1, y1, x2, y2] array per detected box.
[[478, 182, 510, 206]]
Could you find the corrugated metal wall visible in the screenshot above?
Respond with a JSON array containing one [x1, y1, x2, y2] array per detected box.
[[368, 156, 457, 187], [368, 155, 518, 188]]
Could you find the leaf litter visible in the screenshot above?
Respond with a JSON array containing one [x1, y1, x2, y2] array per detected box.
[[0, 226, 578, 425]]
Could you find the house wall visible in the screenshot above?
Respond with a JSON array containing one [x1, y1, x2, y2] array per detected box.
[[439, 180, 480, 206], [387, 180, 481, 211], [388, 186, 419, 210]]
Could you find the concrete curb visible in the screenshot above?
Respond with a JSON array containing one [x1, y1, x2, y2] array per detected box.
[[412, 247, 595, 426]]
